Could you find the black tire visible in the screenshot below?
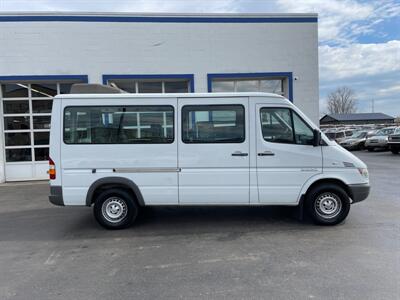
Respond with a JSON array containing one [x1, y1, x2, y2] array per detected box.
[[367, 147, 374, 152], [358, 143, 365, 150], [391, 148, 399, 154], [93, 188, 138, 230], [305, 183, 350, 226]]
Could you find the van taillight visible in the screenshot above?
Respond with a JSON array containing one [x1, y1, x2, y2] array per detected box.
[[49, 157, 56, 180]]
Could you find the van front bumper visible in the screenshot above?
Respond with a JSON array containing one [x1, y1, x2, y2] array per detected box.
[[49, 186, 64, 206], [348, 183, 370, 203]]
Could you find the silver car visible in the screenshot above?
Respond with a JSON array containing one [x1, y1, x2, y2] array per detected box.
[[365, 127, 397, 151], [339, 131, 368, 150], [325, 129, 354, 143]]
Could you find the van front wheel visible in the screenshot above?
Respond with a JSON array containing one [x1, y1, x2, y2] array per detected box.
[[306, 184, 350, 225], [93, 189, 138, 229]]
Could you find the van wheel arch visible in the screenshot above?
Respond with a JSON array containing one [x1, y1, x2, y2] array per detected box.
[[86, 177, 145, 207], [304, 178, 352, 201]]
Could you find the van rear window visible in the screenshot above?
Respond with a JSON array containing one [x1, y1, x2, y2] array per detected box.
[[64, 106, 174, 144]]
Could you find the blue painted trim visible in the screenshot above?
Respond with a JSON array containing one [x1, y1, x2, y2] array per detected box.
[[207, 72, 293, 102], [0, 75, 88, 83], [104, 113, 109, 127], [0, 16, 318, 24], [208, 111, 213, 122], [103, 74, 195, 93], [191, 111, 196, 131]]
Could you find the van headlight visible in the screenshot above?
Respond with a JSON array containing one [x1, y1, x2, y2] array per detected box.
[[358, 168, 369, 179]]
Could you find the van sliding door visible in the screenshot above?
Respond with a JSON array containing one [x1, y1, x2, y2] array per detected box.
[[178, 97, 250, 204]]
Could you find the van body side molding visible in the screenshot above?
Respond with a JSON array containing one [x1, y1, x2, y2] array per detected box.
[[113, 167, 181, 173], [85, 177, 145, 207]]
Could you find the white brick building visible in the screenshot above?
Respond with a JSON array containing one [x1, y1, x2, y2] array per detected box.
[[0, 12, 318, 182]]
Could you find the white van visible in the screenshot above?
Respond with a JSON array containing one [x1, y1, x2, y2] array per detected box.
[[49, 91, 370, 229]]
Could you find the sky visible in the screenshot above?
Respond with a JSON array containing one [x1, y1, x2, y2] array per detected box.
[[0, 0, 399, 117]]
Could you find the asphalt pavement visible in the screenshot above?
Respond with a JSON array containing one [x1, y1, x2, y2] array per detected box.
[[0, 151, 399, 299]]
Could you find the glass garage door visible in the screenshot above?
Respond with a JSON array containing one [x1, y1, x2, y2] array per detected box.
[[1, 82, 74, 181], [211, 78, 285, 95], [107, 78, 191, 93]]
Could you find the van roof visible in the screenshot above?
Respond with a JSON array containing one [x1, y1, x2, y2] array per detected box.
[[54, 92, 287, 100]]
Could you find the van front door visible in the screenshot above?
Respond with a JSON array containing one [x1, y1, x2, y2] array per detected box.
[[255, 104, 322, 204], [178, 97, 250, 204]]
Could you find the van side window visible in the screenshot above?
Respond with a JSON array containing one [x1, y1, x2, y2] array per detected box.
[[182, 105, 245, 143], [260, 108, 314, 145], [64, 106, 174, 144]]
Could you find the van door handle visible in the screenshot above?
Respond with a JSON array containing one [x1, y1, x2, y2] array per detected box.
[[231, 151, 248, 157], [258, 151, 275, 156]]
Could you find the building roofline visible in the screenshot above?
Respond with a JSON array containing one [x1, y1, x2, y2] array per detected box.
[[320, 113, 395, 122], [0, 12, 318, 18], [0, 12, 318, 23]]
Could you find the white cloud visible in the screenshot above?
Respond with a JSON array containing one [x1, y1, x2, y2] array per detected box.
[[0, 0, 57, 11], [115, 0, 239, 13], [0, 0, 240, 13], [319, 40, 400, 80], [276, 0, 400, 45], [378, 84, 400, 96]]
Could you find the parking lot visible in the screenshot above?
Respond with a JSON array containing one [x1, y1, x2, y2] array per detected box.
[[0, 151, 399, 299]]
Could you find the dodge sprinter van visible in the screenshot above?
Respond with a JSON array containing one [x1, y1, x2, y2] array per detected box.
[[49, 91, 370, 229]]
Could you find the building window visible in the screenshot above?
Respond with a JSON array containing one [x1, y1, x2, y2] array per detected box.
[[108, 79, 191, 93], [1, 82, 78, 163], [212, 78, 284, 95]]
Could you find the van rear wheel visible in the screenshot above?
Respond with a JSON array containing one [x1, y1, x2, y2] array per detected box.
[[306, 184, 350, 225], [93, 189, 138, 229]]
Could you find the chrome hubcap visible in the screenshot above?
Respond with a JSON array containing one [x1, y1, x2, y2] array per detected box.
[[315, 192, 342, 219], [102, 197, 127, 223]]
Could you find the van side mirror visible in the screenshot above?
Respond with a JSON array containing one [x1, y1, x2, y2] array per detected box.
[[313, 129, 321, 147]]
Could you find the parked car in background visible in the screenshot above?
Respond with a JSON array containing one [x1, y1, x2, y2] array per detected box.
[[365, 127, 397, 151], [339, 131, 368, 150], [325, 129, 354, 143], [366, 129, 379, 137], [388, 127, 400, 154]]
